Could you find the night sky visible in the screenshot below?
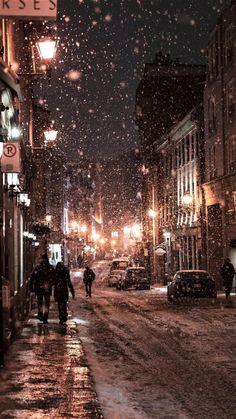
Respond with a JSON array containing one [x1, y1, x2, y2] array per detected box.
[[48, 0, 227, 159]]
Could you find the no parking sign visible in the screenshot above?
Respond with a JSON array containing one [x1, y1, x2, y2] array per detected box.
[[1, 142, 21, 173]]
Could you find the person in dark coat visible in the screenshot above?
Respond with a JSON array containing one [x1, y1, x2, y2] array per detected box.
[[220, 258, 235, 298], [54, 262, 75, 324], [29, 254, 56, 324], [83, 266, 95, 297]]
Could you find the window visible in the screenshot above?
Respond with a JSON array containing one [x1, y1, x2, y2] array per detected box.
[[186, 135, 190, 163], [0, 19, 14, 65], [227, 136, 236, 173], [208, 95, 216, 134], [182, 141, 185, 165], [226, 80, 235, 122], [190, 134, 194, 160], [208, 37, 219, 80], [226, 191, 236, 224], [225, 25, 234, 66], [111, 231, 118, 238]]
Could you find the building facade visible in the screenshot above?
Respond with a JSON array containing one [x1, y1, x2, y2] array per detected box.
[[0, 17, 59, 363], [155, 106, 206, 282], [135, 54, 206, 281], [203, 0, 236, 288]]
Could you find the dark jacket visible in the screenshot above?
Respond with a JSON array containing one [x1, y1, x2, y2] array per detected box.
[[83, 267, 95, 283], [220, 262, 235, 284], [54, 265, 75, 302], [29, 261, 56, 296]]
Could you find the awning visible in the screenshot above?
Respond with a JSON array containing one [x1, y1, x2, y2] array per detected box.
[[0, 63, 23, 101]]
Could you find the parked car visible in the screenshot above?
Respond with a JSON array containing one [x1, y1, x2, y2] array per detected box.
[[110, 258, 130, 272], [107, 269, 125, 287], [167, 270, 217, 301], [116, 267, 150, 290], [107, 258, 130, 287]]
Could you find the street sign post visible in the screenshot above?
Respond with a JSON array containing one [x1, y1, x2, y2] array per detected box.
[[1, 143, 21, 173]]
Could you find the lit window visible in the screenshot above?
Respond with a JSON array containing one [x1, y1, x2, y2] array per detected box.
[[111, 231, 118, 238]]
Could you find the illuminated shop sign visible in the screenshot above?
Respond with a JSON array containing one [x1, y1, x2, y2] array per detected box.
[[0, 0, 57, 19]]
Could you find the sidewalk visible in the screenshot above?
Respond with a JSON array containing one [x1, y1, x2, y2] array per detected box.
[[0, 305, 103, 419]]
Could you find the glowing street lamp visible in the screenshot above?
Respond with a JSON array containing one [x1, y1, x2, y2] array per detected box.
[[45, 215, 52, 225], [92, 232, 100, 242], [71, 221, 79, 231], [131, 223, 142, 239], [36, 37, 58, 61], [148, 209, 157, 218], [124, 226, 131, 235], [182, 192, 193, 207], [10, 126, 21, 140], [44, 127, 58, 143], [81, 224, 87, 233]]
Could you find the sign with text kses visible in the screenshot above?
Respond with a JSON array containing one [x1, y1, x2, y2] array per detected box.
[[1, 142, 21, 173], [0, 0, 57, 19]]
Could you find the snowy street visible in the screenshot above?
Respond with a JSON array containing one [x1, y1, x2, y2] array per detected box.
[[71, 261, 236, 419]]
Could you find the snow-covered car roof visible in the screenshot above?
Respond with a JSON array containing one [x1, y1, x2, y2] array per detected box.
[[127, 267, 146, 271], [111, 258, 129, 262]]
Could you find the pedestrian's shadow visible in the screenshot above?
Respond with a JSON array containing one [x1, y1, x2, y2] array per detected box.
[[37, 323, 50, 336]]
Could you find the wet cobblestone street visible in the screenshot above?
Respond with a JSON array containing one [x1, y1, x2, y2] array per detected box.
[[0, 308, 103, 419]]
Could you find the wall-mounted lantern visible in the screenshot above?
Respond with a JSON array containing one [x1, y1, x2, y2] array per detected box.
[[18, 192, 31, 209], [36, 37, 58, 62], [43, 126, 58, 143], [5, 173, 21, 198]]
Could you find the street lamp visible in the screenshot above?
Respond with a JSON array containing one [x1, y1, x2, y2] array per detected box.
[[43, 126, 58, 144], [182, 192, 193, 207], [148, 209, 157, 218], [10, 126, 21, 140], [18, 192, 30, 208], [81, 224, 87, 234], [36, 37, 58, 61]]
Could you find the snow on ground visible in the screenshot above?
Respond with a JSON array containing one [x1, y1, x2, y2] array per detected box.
[[70, 262, 236, 419]]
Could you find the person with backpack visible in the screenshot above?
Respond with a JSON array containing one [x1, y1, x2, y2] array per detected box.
[[83, 265, 95, 297], [54, 262, 75, 324], [29, 254, 56, 324]]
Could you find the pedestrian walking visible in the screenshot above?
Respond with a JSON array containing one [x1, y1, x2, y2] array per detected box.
[[54, 262, 75, 324], [83, 265, 95, 297], [29, 254, 56, 324], [220, 258, 235, 299]]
